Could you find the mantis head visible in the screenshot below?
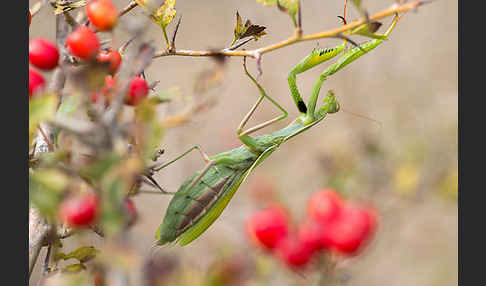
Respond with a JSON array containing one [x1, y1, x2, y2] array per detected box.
[[319, 90, 340, 115]]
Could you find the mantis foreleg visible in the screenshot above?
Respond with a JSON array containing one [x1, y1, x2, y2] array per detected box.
[[287, 42, 346, 114], [304, 15, 400, 122]]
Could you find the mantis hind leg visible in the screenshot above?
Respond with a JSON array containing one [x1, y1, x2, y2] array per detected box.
[[153, 145, 211, 172], [141, 145, 212, 195]]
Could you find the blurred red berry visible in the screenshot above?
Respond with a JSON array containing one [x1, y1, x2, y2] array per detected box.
[[274, 235, 315, 269], [125, 77, 149, 106], [91, 75, 117, 105], [246, 204, 289, 250], [97, 49, 122, 74], [327, 204, 378, 255], [59, 192, 99, 228], [29, 68, 45, 98], [124, 198, 138, 227], [87, 0, 118, 31], [307, 189, 343, 225], [91, 91, 101, 103], [66, 26, 100, 60], [298, 220, 332, 251], [102, 75, 117, 103], [29, 10, 31, 26], [29, 38, 59, 70]]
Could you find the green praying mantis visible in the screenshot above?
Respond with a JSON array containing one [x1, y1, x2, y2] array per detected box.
[[152, 14, 401, 247]]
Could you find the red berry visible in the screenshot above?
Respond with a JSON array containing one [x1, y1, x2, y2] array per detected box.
[[246, 204, 289, 250], [124, 199, 138, 227], [125, 77, 149, 106], [66, 26, 100, 60], [327, 205, 378, 255], [274, 235, 315, 269], [59, 192, 99, 228], [87, 0, 118, 31], [91, 91, 100, 103], [307, 189, 343, 225], [29, 69, 45, 98], [29, 38, 59, 70], [97, 49, 122, 74], [29, 10, 31, 26], [298, 220, 332, 251]]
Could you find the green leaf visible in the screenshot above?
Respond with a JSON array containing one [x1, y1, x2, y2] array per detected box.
[[56, 246, 100, 263], [351, 22, 385, 39], [155, 0, 177, 28], [277, 0, 299, 16], [256, 0, 299, 27], [57, 93, 81, 119], [29, 93, 58, 146], [351, 0, 362, 10], [134, 100, 165, 161], [53, 0, 88, 15], [62, 263, 87, 273], [137, 0, 177, 28], [80, 153, 121, 182], [101, 179, 127, 236], [232, 11, 266, 46], [149, 87, 181, 104], [256, 0, 277, 5], [350, 0, 368, 18], [29, 169, 70, 218]]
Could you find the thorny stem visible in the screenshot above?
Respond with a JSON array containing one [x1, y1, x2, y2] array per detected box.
[[153, 1, 425, 59]]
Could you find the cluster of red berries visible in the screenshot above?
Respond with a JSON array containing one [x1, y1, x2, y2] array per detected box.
[[29, 0, 149, 105], [58, 191, 137, 229], [246, 189, 378, 269]]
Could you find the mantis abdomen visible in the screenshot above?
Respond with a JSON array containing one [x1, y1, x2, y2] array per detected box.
[[156, 148, 258, 245]]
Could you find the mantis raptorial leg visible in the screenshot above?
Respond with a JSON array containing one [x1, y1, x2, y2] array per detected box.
[[304, 14, 400, 122]]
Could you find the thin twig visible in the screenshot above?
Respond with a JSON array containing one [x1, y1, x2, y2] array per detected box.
[[37, 126, 55, 151], [29, 207, 51, 279], [153, 1, 426, 59], [119, 0, 138, 17]]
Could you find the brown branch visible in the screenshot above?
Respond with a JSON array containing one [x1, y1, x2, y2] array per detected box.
[[119, 0, 138, 17], [153, 1, 427, 59], [48, 14, 71, 95], [29, 207, 51, 279]]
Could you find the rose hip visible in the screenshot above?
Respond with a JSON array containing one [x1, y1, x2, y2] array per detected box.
[[246, 204, 289, 250], [29, 38, 59, 70], [66, 26, 100, 60]]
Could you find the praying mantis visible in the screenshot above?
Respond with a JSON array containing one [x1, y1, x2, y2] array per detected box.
[[153, 14, 401, 247]]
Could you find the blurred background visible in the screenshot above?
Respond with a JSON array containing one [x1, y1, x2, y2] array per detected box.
[[30, 0, 457, 285]]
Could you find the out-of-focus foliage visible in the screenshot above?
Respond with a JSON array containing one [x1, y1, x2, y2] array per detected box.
[[135, 0, 177, 28], [29, 93, 58, 145], [256, 0, 299, 26]]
